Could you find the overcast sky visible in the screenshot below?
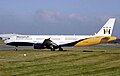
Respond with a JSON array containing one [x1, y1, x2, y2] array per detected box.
[[0, 0, 120, 37]]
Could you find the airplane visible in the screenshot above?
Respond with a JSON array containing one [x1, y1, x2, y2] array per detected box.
[[4, 18, 117, 51]]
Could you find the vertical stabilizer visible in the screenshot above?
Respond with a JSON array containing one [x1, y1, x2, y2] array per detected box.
[[95, 18, 116, 36]]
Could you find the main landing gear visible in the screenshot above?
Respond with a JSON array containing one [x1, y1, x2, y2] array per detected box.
[[58, 47, 63, 51], [15, 46, 18, 51], [50, 45, 63, 51]]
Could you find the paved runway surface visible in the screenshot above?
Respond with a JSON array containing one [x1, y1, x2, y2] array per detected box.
[[0, 44, 119, 50], [0, 46, 33, 50]]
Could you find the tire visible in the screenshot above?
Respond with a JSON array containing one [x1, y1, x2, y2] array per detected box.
[[51, 48, 55, 51], [15, 46, 18, 51], [50, 45, 55, 51], [59, 47, 63, 51]]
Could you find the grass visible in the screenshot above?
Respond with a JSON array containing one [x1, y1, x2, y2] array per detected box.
[[0, 46, 120, 76], [0, 40, 5, 46]]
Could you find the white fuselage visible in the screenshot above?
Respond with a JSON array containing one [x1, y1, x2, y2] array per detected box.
[[5, 35, 93, 45]]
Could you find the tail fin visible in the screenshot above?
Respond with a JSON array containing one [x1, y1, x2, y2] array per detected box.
[[95, 18, 116, 36]]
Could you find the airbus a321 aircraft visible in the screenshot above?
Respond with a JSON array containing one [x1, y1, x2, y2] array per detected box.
[[4, 18, 117, 51]]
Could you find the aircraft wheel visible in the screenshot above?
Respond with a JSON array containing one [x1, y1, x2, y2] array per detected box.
[[50, 45, 55, 51], [15, 46, 18, 51], [51, 48, 55, 51], [15, 48, 18, 51], [59, 47, 63, 51]]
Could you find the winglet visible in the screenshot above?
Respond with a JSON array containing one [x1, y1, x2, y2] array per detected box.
[[95, 18, 116, 36]]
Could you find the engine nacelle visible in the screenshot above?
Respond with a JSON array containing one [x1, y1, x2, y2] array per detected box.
[[33, 43, 44, 49]]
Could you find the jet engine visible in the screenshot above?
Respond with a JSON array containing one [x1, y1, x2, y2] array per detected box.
[[33, 38, 63, 51], [33, 43, 44, 49]]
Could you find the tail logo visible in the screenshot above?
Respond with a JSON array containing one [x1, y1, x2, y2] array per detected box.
[[103, 27, 111, 34]]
